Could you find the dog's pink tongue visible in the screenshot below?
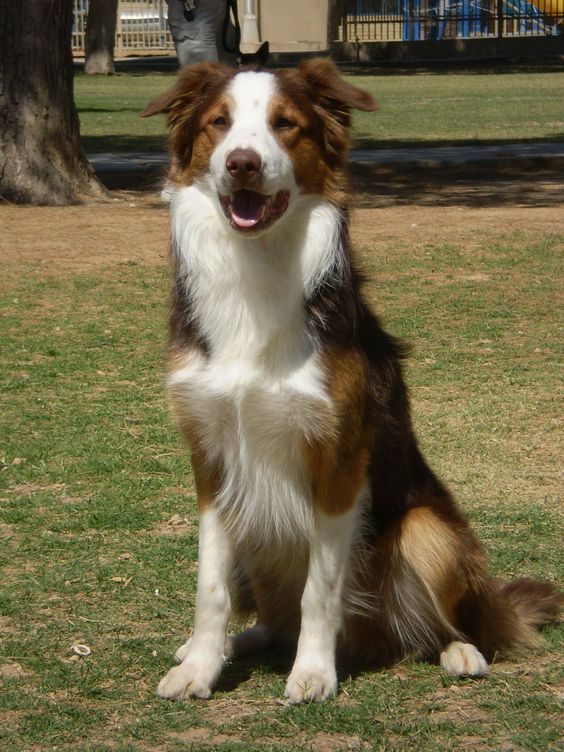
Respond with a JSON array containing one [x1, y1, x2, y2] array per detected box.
[[230, 190, 267, 228]]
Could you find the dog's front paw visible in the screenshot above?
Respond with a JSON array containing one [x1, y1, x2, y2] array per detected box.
[[157, 652, 223, 700], [440, 641, 489, 677], [284, 663, 338, 704]]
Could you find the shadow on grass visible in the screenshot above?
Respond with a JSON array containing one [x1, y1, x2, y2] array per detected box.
[[95, 159, 564, 209], [338, 60, 564, 77], [97, 167, 168, 193], [215, 647, 295, 694], [205, 644, 407, 695], [79, 106, 147, 113], [82, 134, 168, 154], [82, 133, 564, 156], [354, 134, 564, 151], [350, 161, 564, 208]]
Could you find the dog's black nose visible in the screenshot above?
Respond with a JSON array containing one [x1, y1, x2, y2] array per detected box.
[[226, 149, 262, 179]]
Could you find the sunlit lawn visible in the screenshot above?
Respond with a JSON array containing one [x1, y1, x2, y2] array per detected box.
[[75, 66, 564, 153]]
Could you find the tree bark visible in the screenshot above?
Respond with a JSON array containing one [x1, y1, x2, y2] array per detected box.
[[0, 0, 107, 205], [85, 0, 118, 75]]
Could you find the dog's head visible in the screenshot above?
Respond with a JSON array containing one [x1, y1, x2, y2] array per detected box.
[[143, 60, 378, 236]]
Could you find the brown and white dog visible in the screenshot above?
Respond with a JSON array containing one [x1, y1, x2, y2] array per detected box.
[[142, 60, 560, 704]]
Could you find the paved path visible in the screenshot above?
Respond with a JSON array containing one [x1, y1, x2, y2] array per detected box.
[[88, 142, 564, 175], [351, 142, 564, 165], [89, 153, 169, 172]]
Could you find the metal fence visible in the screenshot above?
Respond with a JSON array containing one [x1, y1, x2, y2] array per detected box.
[[72, 0, 174, 52], [340, 0, 564, 41], [73, 0, 563, 52]]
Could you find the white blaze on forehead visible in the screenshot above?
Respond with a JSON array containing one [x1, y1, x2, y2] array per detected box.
[[226, 71, 277, 146]]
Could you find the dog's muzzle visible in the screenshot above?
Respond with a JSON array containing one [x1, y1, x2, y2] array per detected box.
[[220, 148, 290, 233]]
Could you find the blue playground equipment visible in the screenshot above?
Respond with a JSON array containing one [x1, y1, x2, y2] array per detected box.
[[342, 0, 563, 45], [401, 0, 552, 40]]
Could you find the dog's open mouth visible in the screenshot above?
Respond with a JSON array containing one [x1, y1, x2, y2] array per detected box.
[[219, 189, 289, 232]]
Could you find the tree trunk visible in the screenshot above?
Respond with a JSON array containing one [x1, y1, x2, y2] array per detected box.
[[0, 0, 107, 205], [85, 0, 118, 75]]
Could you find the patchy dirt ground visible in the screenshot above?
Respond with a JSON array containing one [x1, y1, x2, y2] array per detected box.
[[1, 162, 562, 275]]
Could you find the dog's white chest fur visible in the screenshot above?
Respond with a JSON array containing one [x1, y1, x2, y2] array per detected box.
[[168, 187, 341, 550], [170, 355, 330, 551]]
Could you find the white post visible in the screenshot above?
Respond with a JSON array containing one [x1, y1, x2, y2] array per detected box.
[[241, 0, 260, 46]]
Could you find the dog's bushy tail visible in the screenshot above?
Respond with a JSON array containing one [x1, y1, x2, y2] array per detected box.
[[496, 577, 562, 648], [458, 577, 561, 659]]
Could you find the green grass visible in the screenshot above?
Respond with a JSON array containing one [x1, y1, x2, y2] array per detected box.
[[74, 67, 564, 153], [75, 71, 173, 153], [1, 216, 562, 749], [349, 68, 564, 148]]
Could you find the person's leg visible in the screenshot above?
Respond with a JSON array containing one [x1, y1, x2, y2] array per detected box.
[[167, 0, 236, 67], [216, 3, 238, 66]]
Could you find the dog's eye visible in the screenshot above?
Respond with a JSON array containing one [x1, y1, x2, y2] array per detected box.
[[273, 117, 296, 130], [211, 116, 228, 128]]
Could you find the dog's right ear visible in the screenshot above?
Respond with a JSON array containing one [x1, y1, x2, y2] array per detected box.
[[141, 63, 234, 172], [141, 88, 179, 118], [141, 62, 234, 120]]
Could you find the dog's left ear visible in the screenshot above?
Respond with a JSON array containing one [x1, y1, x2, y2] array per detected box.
[[296, 58, 379, 123]]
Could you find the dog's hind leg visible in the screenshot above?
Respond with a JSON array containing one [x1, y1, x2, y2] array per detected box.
[[384, 504, 561, 673], [440, 641, 489, 676], [360, 504, 490, 669], [396, 506, 475, 631]]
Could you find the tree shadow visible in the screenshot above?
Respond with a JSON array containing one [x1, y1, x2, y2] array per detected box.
[[338, 60, 564, 77], [354, 134, 564, 151], [96, 166, 168, 192], [94, 159, 564, 209], [82, 134, 168, 154], [350, 160, 564, 208]]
